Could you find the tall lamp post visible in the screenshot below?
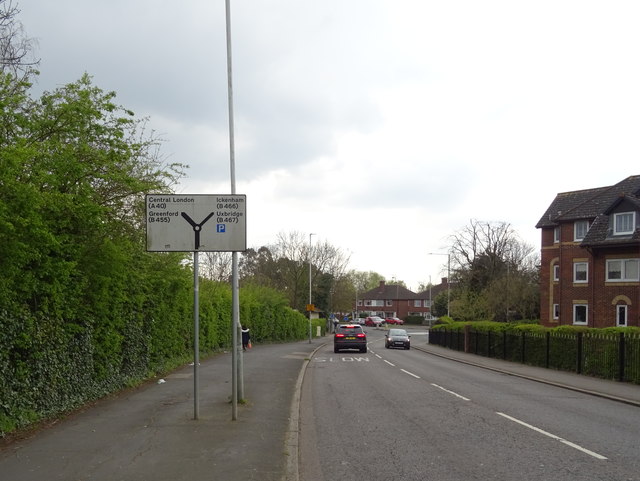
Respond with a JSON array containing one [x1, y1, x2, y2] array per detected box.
[[308, 233, 316, 343], [428, 252, 451, 318]]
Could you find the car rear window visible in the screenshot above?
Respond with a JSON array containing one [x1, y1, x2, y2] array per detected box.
[[337, 325, 364, 334]]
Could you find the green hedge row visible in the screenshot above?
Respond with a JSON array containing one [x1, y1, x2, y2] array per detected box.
[[430, 320, 640, 383], [0, 280, 308, 437]]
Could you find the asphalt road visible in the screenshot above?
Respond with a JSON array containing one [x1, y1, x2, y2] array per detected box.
[[299, 326, 640, 481]]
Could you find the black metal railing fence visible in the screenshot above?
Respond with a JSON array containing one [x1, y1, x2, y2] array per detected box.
[[429, 328, 640, 384]]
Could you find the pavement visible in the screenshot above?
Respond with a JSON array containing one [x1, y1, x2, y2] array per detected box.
[[1, 331, 639, 481]]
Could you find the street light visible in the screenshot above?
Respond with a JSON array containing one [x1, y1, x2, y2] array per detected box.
[[308, 233, 316, 343], [428, 252, 450, 318]]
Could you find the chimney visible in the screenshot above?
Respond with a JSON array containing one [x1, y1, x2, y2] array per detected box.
[[379, 280, 386, 289], [441, 277, 448, 285]]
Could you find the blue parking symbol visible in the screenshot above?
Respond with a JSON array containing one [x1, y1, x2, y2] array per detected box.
[[217, 224, 226, 233]]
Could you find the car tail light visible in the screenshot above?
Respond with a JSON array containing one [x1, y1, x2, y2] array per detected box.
[[335, 333, 345, 338], [356, 333, 366, 338]]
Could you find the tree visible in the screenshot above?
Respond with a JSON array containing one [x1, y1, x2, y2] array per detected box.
[[0, 0, 38, 81], [200, 252, 233, 282], [239, 232, 351, 314], [447, 219, 539, 321], [0, 73, 185, 314]]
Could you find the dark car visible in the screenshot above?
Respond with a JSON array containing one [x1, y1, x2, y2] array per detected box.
[[334, 324, 367, 353], [384, 328, 410, 349]]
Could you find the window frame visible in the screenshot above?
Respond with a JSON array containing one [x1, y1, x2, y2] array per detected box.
[[573, 262, 588, 283], [574, 220, 589, 241], [613, 212, 635, 235], [553, 226, 560, 243], [553, 304, 560, 320], [616, 305, 628, 327], [573, 304, 588, 325], [553, 264, 560, 281], [606, 258, 640, 282]]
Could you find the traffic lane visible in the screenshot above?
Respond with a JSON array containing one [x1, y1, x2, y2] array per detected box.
[[366, 338, 640, 478], [372, 337, 640, 461], [300, 343, 622, 481]]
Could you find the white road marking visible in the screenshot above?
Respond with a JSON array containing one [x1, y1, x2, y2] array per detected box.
[[375, 354, 382, 359], [384, 360, 396, 367], [431, 383, 471, 401], [401, 369, 420, 379], [496, 412, 607, 460]]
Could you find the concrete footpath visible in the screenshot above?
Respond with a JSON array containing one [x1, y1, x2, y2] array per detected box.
[[416, 342, 640, 407], [1, 334, 639, 481], [0, 339, 322, 481]]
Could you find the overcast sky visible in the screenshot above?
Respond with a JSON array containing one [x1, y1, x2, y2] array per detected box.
[[19, 1, 640, 291]]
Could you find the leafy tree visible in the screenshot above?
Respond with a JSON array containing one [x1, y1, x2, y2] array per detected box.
[[431, 290, 449, 318], [0, 74, 184, 314]]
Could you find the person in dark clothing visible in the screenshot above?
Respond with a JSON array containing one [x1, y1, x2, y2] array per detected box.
[[241, 326, 251, 351]]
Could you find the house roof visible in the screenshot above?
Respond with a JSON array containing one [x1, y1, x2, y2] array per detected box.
[[536, 175, 640, 247], [417, 279, 449, 298], [361, 282, 420, 300]]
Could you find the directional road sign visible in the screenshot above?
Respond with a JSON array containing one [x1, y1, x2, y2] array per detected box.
[[146, 194, 246, 252]]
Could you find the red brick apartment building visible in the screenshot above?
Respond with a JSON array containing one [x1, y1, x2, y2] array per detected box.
[[536, 175, 640, 327]]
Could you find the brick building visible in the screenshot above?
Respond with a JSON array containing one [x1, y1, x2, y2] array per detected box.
[[536, 175, 640, 327], [355, 279, 449, 320]]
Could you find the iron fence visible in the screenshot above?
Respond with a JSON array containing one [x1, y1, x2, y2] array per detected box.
[[429, 328, 640, 384]]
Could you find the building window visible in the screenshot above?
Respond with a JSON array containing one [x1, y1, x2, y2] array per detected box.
[[424, 300, 432, 308], [553, 304, 560, 320], [573, 304, 588, 325], [414, 300, 421, 307], [371, 300, 384, 307], [386, 300, 393, 306], [364, 300, 371, 306], [613, 212, 635, 235], [574, 220, 589, 241], [553, 226, 560, 243], [553, 264, 560, 281], [606, 259, 640, 281], [617, 305, 628, 327], [357, 300, 363, 306], [573, 262, 588, 283]]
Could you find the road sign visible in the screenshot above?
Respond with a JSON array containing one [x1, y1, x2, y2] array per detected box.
[[146, 194, 246, 252]]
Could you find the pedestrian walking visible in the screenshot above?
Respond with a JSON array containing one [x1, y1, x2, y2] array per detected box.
[[241, 326, 251, 351]]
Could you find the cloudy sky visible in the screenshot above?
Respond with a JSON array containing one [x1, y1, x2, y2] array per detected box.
[[20, 1, 640, 291]]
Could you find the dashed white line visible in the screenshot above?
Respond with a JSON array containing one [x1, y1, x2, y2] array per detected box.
[[375, 353, 382, 359], [401, 369, 420, 379], [384, 360, 395, 367], [430, 383, 471, 401], [496, 412, 607, 460]]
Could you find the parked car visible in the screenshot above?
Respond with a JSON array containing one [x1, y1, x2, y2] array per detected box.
[[364, 316, 385, 327], [385, 328, 410, 349], [385, 317, 404, 325], [334, 324, 367, 353]]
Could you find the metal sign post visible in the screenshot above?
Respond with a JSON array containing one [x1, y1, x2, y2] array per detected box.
[[193, 251, 200, 419], [146, 194, 246, 420]]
